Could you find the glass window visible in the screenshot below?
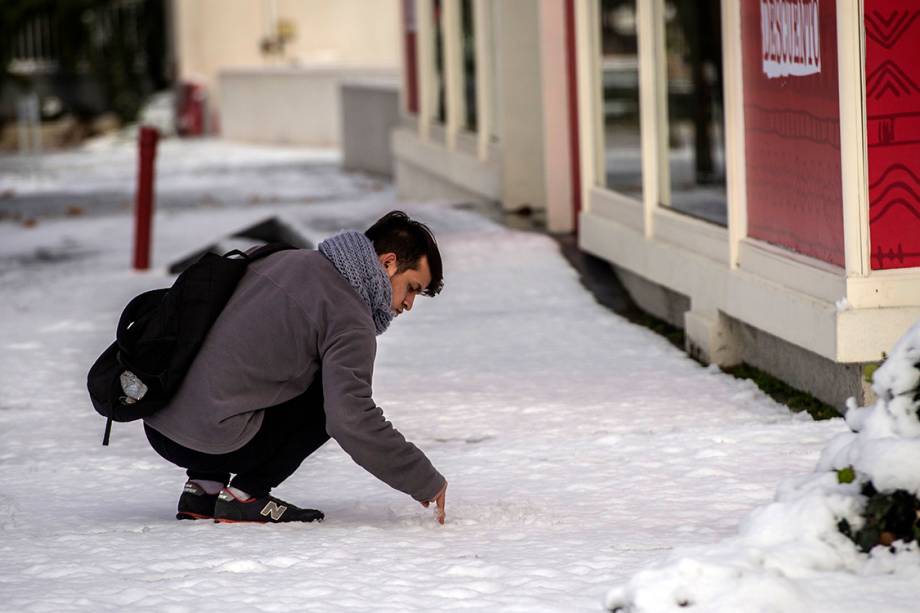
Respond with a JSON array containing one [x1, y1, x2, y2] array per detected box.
[[664, 0, 726, 225], [461, 0, 477, 132], [599, 0, 643, 197]]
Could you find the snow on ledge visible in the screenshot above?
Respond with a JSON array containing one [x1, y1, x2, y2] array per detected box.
[[605, 320, 920, 613]]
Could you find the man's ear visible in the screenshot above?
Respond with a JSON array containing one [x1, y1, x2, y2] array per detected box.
[[378, 252, 398, 278]]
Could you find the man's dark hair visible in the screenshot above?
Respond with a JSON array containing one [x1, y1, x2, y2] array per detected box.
[[365, 211, 444, 296]]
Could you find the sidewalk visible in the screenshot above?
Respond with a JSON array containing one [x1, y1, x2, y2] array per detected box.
[[0, 139, 911, 611]]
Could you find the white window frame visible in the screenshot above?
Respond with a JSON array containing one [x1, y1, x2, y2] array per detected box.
[[413, 0, 493, 160], [838, 0, 869, 278], [415, 0, 435, 141], [582, 0, 736, 252], [473, 0, 493, 160], [577, 0, 920, 362], [443, 0, 463, 150], [581, 0, 916, 293]]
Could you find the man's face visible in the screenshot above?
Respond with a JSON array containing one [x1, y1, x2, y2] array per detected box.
[[379, 253, 431, 316]]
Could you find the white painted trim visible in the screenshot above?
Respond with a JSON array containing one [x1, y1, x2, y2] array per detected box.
[[837, 0, 870, 277], [574, 0, 598, 215], [415, 0, 434, 140], [636, 0, 661, 237], [651, 0, 670, 210], [398, 113, 419, 131], [454, 127, 480, 156], [580, 209, 915, 362], [393, 125, 501, 199], [653, 207, 729, 265], [580, 211, 720, 302], [721, 0, 747, 269], [738, 238, 846, 303], [574, 0, 605, 194], [589, 186, 644, 233], [488, 0, 502, 144], [838, 307, 920, 362], [581, 210, 836, 357], [473, 0, 492, 160], [443, 0, 463, 150], [846, 270, 920, 309], [427, 122, 448, 146], [588, 0, 605, 190]]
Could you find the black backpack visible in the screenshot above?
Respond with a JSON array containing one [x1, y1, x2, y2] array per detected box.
[[87, 243, 295, 445]]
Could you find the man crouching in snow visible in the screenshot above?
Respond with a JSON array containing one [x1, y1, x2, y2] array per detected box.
[[143, 211, 448, 524]]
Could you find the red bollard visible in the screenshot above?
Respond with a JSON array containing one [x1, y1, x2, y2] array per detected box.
[[133, 126, 159, 270]]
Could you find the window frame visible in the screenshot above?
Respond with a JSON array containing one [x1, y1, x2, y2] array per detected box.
[[413, 0, 493, 161], [581, 0, 746, 254]]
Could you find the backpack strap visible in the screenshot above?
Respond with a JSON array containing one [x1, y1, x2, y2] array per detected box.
[[242, 242, 297, 261], [102, 417, 113, 446]]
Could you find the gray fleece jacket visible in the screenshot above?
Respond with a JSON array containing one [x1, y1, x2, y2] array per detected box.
[[143, 249, 445, 502]]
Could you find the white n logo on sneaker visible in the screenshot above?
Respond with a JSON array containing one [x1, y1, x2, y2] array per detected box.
[[260, 501, 287, 521]]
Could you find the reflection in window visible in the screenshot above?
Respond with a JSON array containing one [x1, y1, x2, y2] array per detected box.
[[664, 0, 726, 225], [433, 0, 446, 123], [461, 0, 477, 132], [599, 0, 642, 197]]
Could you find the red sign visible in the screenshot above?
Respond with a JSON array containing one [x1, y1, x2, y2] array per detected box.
[[865, 0, 920, 270], [742, 0, 845, 267]]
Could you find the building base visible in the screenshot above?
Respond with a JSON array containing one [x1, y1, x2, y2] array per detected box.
[[614, 265, 874, 412], [391, 126, 501, 205], [341, 80, 400, 177]]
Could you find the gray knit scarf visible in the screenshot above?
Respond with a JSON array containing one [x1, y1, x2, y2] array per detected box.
[[318, 231, 394, 335]]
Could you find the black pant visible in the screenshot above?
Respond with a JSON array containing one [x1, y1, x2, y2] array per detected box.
[[145, 378, 329, 498]]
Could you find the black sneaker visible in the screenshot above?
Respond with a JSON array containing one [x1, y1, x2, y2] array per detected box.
[[214, 488, 324, 523], [176, 480, 219, 520]]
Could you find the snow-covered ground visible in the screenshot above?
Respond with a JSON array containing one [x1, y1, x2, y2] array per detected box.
[[0, 137, 382, 220], [0, 139, 916, 611]]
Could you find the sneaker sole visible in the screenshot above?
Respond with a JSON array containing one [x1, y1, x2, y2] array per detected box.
[[176, 512, 214, 520], [213, 517, 323, 524]]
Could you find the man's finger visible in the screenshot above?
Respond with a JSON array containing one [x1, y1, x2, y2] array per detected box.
[[436, 492, 446, 525]]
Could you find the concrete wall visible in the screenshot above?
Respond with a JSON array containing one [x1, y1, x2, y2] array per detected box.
[[219, 67, 397, 146], [341, 80, 401, 176], [729, 316, 874, 411], [172, 0, 401, 123]]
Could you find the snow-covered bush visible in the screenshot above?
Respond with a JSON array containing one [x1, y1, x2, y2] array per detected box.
[[605, 321, 920, 613], [826, 320, 920, 552]]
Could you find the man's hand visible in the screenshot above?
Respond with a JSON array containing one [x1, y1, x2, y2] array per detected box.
[[420, 480, 447, 525]]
